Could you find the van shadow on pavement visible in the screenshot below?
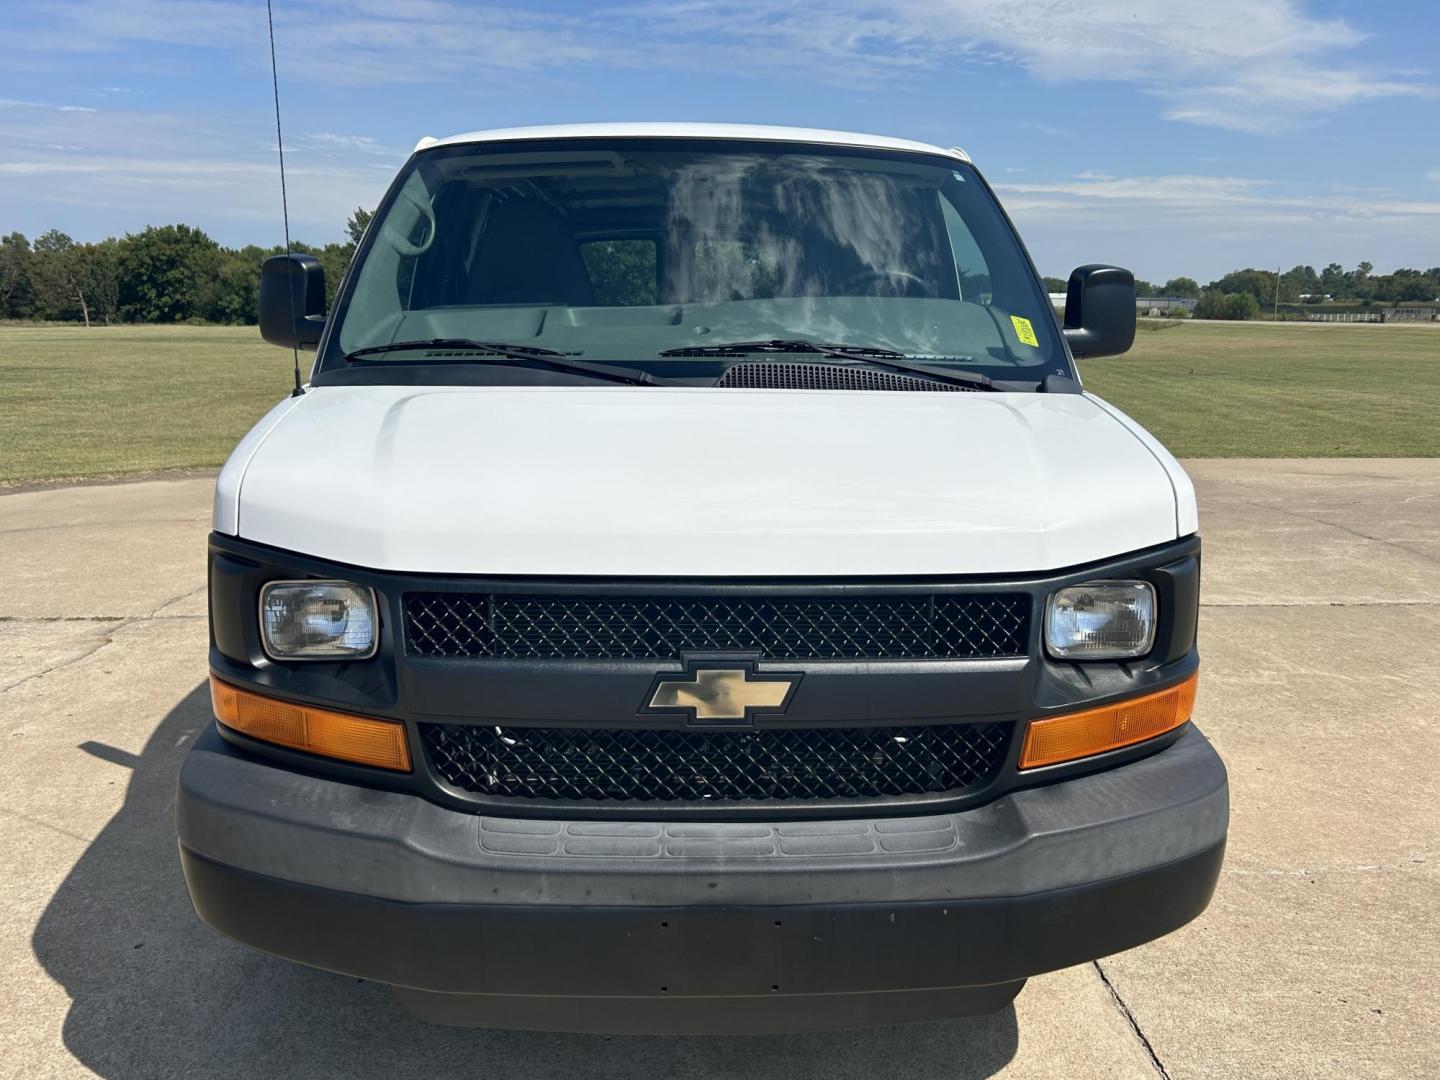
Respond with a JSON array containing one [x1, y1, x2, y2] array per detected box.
[[33, 683, 1019, 1079]]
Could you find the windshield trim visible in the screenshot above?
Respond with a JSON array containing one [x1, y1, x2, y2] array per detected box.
[[313, 137, 1073, 384]]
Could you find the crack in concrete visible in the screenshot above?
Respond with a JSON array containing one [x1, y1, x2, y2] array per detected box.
[[0, 584, 209, 626], [0, 805, 94, 845], [1235, 497, 1440, 567], [1227, 852, 1435, 878], [0, 620, 128, 697], [0, 615, 130, 622], [1094, 959, 1172, 1080], [141, 584, 208, 621], [0, 614, 206, 623], [1201, 600, 1438, 609], [0, 586, 206, 698], [0, 516, 205, 536]]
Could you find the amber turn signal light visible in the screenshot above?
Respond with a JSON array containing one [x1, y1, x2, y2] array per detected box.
[[1019, 671, 1198, 770], [210, 676, 411, 772]]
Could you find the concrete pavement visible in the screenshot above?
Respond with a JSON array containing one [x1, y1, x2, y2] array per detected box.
[[1, 461, 1436, 1079]]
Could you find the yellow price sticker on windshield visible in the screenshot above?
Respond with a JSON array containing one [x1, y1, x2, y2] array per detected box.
[[1010, 315, 1039, 348]]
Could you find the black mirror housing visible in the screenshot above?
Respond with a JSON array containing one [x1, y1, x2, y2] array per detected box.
[[259, 254, 327, 349], [1062, 265, 1136, 359]]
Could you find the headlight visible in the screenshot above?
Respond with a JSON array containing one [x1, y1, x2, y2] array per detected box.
[[259, 581, 377, 660], [1045, 581, 1156, 660]]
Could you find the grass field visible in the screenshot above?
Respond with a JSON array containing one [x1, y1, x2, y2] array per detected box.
[[1079, 321, 1439, 458], [1, 325, 296, 486], [1, 321, 1437, 485]]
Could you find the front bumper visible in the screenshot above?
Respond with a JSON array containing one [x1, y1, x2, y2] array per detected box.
[[177, 723, 1228, 1033]]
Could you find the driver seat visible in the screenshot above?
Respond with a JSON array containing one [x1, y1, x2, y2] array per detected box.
[[466, 197, 596, 307]]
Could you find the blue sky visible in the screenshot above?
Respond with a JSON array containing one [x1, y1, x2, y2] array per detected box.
[[2, 0, 1437, 281]]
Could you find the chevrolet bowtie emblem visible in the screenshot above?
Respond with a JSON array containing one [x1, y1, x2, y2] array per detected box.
[[645, 666, 800, 722]]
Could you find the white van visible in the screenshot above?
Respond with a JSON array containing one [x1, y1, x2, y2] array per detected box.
[[178, 123, 1227, 1033]]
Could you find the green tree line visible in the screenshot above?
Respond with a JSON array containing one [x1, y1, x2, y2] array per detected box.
[[3, 219, 1435, 325], [0, 208, 372, 325], [1043, 263, 1440, 321]]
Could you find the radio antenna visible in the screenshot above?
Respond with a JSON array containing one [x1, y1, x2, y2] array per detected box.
[[266, 0, 304, 397]]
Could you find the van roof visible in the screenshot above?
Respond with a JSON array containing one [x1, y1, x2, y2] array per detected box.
[[419, 123, 971, 163]]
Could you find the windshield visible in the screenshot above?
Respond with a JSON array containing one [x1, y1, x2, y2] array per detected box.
[[321, 139, 1067, 383]]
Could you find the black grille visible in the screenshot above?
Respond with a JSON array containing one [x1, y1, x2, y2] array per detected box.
[[717, 361, 981, 392], [423, 722, 1011, 803], [404, 592, 1029, 661]]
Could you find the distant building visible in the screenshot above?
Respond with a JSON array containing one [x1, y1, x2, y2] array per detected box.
[[1136, 297, 1198, 314], [1049, 292, 1197, 314]]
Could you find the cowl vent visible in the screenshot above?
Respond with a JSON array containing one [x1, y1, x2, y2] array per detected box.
[[716, 362, 978, 392]]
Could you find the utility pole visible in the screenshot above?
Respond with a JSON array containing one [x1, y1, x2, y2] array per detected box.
[[1274, 264, 1282, 322]]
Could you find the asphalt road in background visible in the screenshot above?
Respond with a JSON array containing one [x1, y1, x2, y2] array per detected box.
[[2, 460, 1436, 1079]]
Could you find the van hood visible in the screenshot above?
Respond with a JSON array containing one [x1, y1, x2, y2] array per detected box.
[[217, 386, 1189, 576]]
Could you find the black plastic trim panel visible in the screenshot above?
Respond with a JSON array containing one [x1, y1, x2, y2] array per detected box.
[[179, 839, 1223, 1033], [207, 531, 1201, 820]]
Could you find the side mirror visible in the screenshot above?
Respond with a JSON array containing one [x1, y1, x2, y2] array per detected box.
[[1062, 264, 1135, 358], [259, 254, 327, 349]]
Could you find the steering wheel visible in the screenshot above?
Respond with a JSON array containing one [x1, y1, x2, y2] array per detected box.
[[838, 269, 936, 298], [380, 187, 437, 257]]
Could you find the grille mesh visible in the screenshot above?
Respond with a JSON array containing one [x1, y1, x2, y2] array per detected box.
[[717, 361, 980, 392], [422, 722, 1011, 803], [404, 592, 1029, 661]]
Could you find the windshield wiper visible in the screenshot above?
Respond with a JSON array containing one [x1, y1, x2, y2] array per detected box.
[[660, 338, 905, 359], [658, 339, 997, 391], [344, 339, 663, 386]]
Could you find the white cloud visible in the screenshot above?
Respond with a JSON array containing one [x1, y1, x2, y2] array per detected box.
[[1017, 121, 1071, 140], [0, 98, 98, 113], [300, 133, 396, 155], [0, 154, 387, 228], [1000, 174, 1271, 207], [996, 172, 1440, 220], [625, 0, 1433, 131], [12, 1, 614, 84], [0, 98, 391, 240], [991, 170, 1440, 277], [3, 1, 1434, 265], [9, 1, 1430, 130]]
